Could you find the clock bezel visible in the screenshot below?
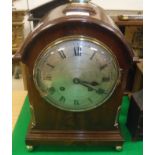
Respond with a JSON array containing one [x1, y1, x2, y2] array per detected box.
[[33, 35, 121, 112]]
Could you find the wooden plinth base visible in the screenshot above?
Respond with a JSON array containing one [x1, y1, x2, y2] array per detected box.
[[26, 128, 124, 147]]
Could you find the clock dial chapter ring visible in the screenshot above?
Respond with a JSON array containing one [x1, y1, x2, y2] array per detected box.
[[33, 36, 120, 112]]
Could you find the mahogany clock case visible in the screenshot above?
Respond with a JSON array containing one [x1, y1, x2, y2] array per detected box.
[[15, 2, 133, 147]]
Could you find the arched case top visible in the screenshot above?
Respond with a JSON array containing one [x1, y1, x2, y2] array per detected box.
[[15, 2, 133, 70]]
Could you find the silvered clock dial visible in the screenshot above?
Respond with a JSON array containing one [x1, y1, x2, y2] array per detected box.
[[33, 36, 120, 112]]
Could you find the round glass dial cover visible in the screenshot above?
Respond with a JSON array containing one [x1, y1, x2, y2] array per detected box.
[[33, 36, 119, 112]]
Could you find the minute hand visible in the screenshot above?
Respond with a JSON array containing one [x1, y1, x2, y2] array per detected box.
[[79, 80, 107, 94], [73, 78, 107, 94], [73, 78, 96, 90], [79, 80, 97, 90]]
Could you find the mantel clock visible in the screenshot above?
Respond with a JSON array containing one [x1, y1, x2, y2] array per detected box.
[[14, 0, 133, 151]]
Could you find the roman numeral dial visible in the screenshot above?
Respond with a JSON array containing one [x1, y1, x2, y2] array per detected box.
[[33, 37, 119, 112], [74, 100, 79, 105], [90, 51, 96, 60], [74, 46, 82, 56], [59, 96, 65, 103], [102, 77, 110, 82], [58, 50, 66, 59]]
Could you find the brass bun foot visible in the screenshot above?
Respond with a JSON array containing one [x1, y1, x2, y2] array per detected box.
[[26, 145, 34, 152], [115, 145, 123, 151]]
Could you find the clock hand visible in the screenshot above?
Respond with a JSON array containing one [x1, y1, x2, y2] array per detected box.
[[73, 78, 106, 94], [82, 80, 99, 86], [73, 78, 99, 86], [80, 81, 97, 91], [73, 78, 96, 90], [81, 82, 107, 94]]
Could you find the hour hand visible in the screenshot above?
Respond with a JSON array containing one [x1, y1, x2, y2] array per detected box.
[[73, 78, 96, 90], [73, 78, 99, 86], [73, 78, 107, 94], [82, 81, 99, 86]]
